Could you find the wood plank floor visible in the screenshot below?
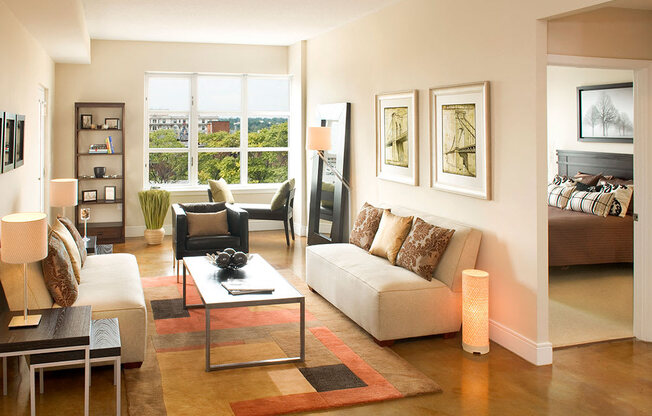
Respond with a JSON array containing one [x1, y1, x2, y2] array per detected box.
[[1, 231, 650, 415]]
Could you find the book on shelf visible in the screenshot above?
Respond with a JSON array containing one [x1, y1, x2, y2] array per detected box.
[[221, 281, 275, 295], [89, 143, 109, 154], [104, 137, 114, 154]]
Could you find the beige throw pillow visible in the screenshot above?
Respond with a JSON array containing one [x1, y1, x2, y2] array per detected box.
[[270, 178, 295, 211], [349, 203, 386, 251], [208, 178, 235, 204], [57, 216, 87, 266], [369, 210, 413, 265], [41, 232, 78, 307], [187, 210, 230, 237], [396, 218, 455, 280], [52, 219, 83, 284]]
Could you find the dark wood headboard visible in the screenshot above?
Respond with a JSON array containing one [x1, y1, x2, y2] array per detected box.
[[556, 150, 633, 180]]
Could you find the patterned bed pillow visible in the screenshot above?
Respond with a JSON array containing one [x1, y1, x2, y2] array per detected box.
[[548, 184, 575, 209], [600, 183, 634, 218], [349, 203, 386, 251], [41, 231, 79, 307], [566, 190, 615, 217], [395, 218, 455, 281], [573, 171, 603, 186], [551, 175, 576, 186]]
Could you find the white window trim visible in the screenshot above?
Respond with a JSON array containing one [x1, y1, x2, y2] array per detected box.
[[143, 72, 291, 190]]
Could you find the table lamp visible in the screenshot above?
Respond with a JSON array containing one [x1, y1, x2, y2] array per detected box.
[[307, 126, 350, 190], [1, 213, 48, 328], [50, 178, 78, 218], [462, 269, 489, 354]]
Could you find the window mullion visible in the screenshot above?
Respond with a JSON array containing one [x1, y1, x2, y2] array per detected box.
[[240, 74, 248, 185], [190, 74, 199, 186]]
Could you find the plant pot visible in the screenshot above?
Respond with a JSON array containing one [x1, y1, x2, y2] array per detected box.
[[144, 228, 165, 245]]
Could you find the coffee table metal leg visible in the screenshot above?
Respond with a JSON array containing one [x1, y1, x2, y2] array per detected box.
[[84, 347, 90, 416], [3, 356, 6, 395], [183, 261, 203, 310], [300, 299, 306, 361], [205, 306, 211, 372], [30, 365, 35, 416]]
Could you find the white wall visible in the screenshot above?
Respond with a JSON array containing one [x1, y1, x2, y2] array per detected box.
[[0, 1, 55, 221], [547, 66, 633, 180], [288, 41, 307, 235]]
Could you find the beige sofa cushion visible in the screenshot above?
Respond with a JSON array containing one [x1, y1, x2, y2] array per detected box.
[[52, 219, 82, 283]]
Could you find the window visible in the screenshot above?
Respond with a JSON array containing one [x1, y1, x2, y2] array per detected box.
[[145, 73, 290, 188]]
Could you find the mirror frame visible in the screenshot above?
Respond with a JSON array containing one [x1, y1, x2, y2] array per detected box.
[[308, 103, 351, 245]]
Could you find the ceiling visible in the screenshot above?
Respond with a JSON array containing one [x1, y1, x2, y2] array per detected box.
[[81, 0, 400, 46]]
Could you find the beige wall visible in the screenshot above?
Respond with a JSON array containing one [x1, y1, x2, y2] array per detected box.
[[547, 66, 633, 179], [0, 1, 55, 222], [53, 40, 288, 235], [288, 41, 308, 235], [548, 7, 652, 60], [305, 0, 608, 363]]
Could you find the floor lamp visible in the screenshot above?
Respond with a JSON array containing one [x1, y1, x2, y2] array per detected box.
[[50, 178, 78, 219], [307, 127, 351, 191], [1, 213, 48, 328]]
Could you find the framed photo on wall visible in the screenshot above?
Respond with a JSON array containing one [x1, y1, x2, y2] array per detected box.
[[82, 190, 97, 202], [3, 113, 16, 174], [430, 81, 491, 200], [375, 90, 418, 185], [14, 114, 25, 169], [577, 82, 633, 143]]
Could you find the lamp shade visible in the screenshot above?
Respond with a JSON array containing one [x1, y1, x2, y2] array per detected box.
[[50, 179, 78, 207], [0, 213, 48, 264], [462, 269, 489, 354], [307, 127, 332, 151]]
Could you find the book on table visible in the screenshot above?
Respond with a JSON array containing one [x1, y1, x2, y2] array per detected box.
[[221, 281, 275, 295]]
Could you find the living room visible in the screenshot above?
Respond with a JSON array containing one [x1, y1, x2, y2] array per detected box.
[[0, 0, 651, 415]]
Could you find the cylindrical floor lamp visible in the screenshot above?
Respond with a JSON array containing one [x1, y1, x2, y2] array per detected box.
[[1, 213, 48, 328], [462, 269, 489, 354], [50, 178, 78, 219]]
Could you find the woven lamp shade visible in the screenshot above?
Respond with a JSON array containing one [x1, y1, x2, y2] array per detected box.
[[1, 213, 48, 264], [307, 127, 332, 151], [50, 178, 78, 207], [462, 269, 489, 354]]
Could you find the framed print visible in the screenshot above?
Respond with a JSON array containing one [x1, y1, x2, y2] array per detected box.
[[430, 81, 491, 200], [0, 112, 4, 172], [3, 113, 16, 174], [82, 190, 97, 202], [105, 118, 119, 129], [577, 82, 633, 143], [80, 114, 92, 129], [14, 114, 25, 168], [105, 186, 116, 201], [375, 90, 418, 185]]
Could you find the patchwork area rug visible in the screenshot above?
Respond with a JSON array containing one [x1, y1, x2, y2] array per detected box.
[[124, 269, 440, 415]]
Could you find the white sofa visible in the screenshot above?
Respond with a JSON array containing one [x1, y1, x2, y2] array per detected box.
[[306, 205, 481, 342], [0, 253, 147, 365]]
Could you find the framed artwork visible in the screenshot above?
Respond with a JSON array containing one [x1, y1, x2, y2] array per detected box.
[[430, 81, 491, 200], [105, 186, 116, 201], [14, 114, 25, 168], [3, 113, 16, 174], [375, 90, 418, 185], [105, 118, 119, 129], [80, 114, 92, 129], [82, 190, 97, 202], [577, 82, 633, 143], [0, 112, 4, 173]]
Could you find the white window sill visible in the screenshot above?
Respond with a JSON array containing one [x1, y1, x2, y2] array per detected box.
[[147, 184, 279, 195]]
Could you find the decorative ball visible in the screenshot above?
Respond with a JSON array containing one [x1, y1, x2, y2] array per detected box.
[[231, 251, 248, 268], [216, 252, 232, 268], [223, 248, 236, 257]]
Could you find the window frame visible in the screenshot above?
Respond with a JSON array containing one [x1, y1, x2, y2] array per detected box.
[[144, 72, 291, 190]]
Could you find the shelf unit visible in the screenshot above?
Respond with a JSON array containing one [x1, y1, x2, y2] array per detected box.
[[74, 102, 126, 244]]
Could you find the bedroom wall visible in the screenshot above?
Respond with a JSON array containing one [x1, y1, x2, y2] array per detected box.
[[0, 1, 55, 222], [547, 66, 633, 180]]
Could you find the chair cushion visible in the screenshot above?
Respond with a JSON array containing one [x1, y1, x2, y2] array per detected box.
[[237, 203, 284, 220], [41, 232, 78, 307], [52, 219, 82, 284], [186, 235, 241, 251], [57, 216, 87, 266], [270, 178, 295, 211], [369, 210, 413, 265], [208, 178, 235, 204], [186, 210, 230, 237]]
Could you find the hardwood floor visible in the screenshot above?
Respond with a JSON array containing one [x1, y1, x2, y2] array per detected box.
[[1, 231, 650, 415]]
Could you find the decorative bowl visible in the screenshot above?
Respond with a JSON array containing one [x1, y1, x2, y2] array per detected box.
[[206, 249, 250, 270]]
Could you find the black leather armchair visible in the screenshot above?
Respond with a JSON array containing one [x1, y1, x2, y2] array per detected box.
[[172, 202, 249, 277]]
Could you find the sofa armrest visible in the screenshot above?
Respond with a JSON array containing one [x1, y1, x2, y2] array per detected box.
[[226, 204, 249, 253], [171, 204, 187, 260]]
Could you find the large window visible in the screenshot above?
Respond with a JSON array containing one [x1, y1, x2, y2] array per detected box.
[[145, 73, 290, 187]]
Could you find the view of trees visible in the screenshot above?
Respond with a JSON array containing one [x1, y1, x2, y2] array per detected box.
[[583, 92, 632, 137]]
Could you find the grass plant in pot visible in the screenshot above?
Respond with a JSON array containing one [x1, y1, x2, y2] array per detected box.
[[138, 189, 170, 245]]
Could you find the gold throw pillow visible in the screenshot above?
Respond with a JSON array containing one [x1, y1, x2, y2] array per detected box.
[[52, 218, 82, 284], [57, 216, 87, 266], [369, 210, 413, 265], [208, 178, 235, 204], [187, 210, 230, 237], [41, 232, 79, 307], [395, 217, 455, 280]]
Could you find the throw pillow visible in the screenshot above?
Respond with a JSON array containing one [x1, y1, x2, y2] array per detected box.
[[369, 210, 414, 265], [57, 216, 87, 266], [600, 183, 634, 218], [349, 203, 386, 251], [395, 218, 455, 281], [186, 210, 230, 237], [52, 219, 83, 284], [41, 232, 78, 307], [270, 178, 295, 211], [566, 190, 615, 217], [573, 171, 603, 186], [600, 177, 635, 215], [208, 178, 235, 204], [547, 184, 575, 209]]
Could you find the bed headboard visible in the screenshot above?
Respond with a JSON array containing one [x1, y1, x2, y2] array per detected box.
[[556, 150, 633, 180]]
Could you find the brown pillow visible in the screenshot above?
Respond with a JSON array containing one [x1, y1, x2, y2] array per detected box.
[[369, 210, 413, 265], [396, 218, 455, 280], [349, 203, 386, 251], [57, 216, 87, 266], [52, 219, 82, 284], [186, 210, 230, 237], [600, 177, 635, 215], [573, 171, 602, 186], [41, 232, 78, 307]]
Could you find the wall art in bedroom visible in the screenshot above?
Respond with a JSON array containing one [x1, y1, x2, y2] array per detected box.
[[578, 82, 633, 143], [1, 111, 26, 174]]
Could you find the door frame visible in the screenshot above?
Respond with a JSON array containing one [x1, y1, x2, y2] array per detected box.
[[38, 85, 48, 213], [547, 54, 652, 342]]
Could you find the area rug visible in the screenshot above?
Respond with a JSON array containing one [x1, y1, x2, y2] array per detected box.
[[124, 269, 441, 415]]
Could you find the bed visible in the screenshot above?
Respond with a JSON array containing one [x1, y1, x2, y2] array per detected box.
[[548, 150, 633, 267]]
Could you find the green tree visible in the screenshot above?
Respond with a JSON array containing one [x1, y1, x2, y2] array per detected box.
[[148, 129, 187, 184]]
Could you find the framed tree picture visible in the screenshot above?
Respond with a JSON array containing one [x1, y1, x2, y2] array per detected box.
[[577, 82, 633, 143], [430, 82, 491, 200], [375, 90, 418, 185]]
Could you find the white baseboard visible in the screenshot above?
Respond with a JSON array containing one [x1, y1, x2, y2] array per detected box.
[[125, 220, 284, 238], [489, 319, 552, 366]]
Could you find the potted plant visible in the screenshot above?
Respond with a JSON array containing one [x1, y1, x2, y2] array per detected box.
[[138, 189, 170, 245]]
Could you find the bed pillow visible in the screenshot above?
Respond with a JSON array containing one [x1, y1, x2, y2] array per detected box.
[[573, 172, 603, 186], [547, 184, 575, 209], [600, 177, 634, 215], [600, 183, 634, 218], [566, 190, 615, 217], [551, 175, 576, 186]]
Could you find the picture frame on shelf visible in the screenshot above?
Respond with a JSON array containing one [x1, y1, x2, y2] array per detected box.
[[430, 81, 491, 200], [82, 190, 97, 202], [105, 118, 120, 129], [375, 90, 418, 185], [105, 186, 116, 201], [80, 114, 93, 129], [577, 82, 633, 143], [3, 112, 16, 174], [14, 114, 25, 169]]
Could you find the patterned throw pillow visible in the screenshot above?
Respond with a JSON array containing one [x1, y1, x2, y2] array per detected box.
[[349, 203, 386, 251], [600, 183, 634, 218], [551, 175, 576, 186], [52, 218, 83, 284], [566, 190, 615, 217], [547, 184, 575, 209], [395, 218, 455, 281], [41, 232, 78, 307], [57, 216, 87, 266]]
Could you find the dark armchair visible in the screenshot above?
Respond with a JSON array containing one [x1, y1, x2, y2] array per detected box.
[[172, 202, 249, 278]]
